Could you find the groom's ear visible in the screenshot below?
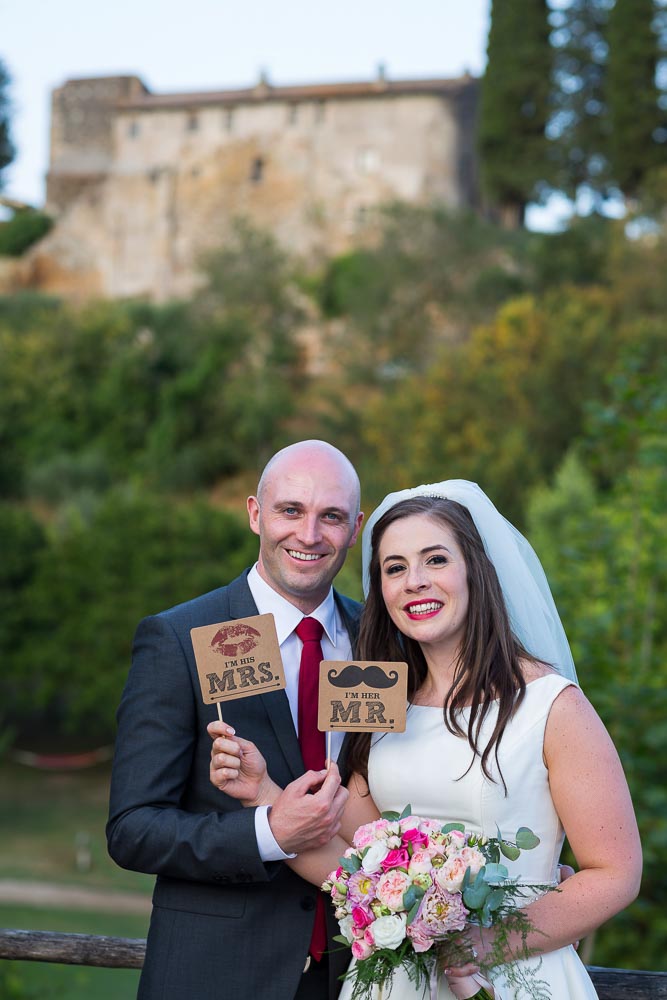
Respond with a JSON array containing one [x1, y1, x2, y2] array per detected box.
[[348, 511, 364, 547], [247, 496, 261, 537]]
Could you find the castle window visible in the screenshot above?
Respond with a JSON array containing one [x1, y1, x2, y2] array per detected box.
[[128, 120, 140, 138], [224, 107, 235, 131], [250, 156, 265, 183], [186, 112, 199, 132], [288, 104, 298, 125]]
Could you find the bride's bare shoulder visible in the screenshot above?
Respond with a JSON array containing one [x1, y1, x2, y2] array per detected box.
[[519, 658, 559, 684]]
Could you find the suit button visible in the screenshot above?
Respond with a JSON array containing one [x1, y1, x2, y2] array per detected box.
[[301, 896, 316, 911]]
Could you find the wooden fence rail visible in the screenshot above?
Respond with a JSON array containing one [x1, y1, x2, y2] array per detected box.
[[1, 929, 666, 998]]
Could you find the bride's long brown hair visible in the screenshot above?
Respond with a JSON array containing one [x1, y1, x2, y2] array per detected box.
[[346, 497, 536, 790]]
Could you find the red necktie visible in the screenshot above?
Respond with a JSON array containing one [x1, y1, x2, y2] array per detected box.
[[295, 616, 327, 961]]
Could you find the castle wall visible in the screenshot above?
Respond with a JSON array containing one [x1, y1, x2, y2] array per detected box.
[[33, 75, 478, 301]]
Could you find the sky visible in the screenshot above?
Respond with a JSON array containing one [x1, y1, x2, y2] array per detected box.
[[1, 0, 491, 207]]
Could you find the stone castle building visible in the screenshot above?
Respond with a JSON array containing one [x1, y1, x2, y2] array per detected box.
[[31, 69, 478, 301]]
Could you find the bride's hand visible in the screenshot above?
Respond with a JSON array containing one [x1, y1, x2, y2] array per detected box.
[[207, 720, 276, 807], [440, 929, 496, 998]]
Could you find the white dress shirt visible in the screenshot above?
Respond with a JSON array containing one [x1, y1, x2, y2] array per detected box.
[[247, 564, 354, 861]]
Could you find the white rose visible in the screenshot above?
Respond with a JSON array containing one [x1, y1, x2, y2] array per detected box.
[[362, 841, 390, 873], [338, 915, 355, 944], [370, 913, 407, 950]]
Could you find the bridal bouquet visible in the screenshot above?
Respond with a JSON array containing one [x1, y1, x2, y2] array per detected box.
[[322, 806, 548, 1000]]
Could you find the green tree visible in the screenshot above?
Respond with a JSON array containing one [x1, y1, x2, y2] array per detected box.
[[145, 220, 303, 487], [0, 58, 14, 187], [317, 204, 530, 384], [0, 503, 46, 749], [4, 490, 259, 741], [527, 334, 667, 970], [478, 0, 552, 226], [354, 288, 625, 523], [548, 0, 613, 204], [607, 0, 666, 198], [0, 209, 53, 256], [527, 452, 667, 970]]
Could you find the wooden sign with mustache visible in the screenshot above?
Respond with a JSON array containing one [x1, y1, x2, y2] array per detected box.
[[318, 660, 408, 733], [191, 613, 285, 705]]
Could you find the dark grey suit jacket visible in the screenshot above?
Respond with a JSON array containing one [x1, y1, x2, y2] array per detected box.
[[107, 570, 362, 1000]]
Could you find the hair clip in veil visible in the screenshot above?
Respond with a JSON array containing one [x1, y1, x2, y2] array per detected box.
[[361, 480, 577, 683]]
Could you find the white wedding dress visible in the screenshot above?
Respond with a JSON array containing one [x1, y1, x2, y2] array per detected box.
[[338, 675, 599, 1000]]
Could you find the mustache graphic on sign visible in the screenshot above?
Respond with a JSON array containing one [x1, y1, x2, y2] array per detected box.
[[319, 660, 408, 733], [327, 664, 400, 689]]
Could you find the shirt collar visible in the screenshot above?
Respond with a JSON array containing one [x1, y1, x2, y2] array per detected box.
[[247, 564, 338, 646]]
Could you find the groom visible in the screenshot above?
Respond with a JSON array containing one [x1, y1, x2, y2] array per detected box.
[[107, 440, 364, 1000]]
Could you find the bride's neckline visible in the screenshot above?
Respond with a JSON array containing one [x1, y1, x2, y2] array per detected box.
[[409, 673, 563, 709]]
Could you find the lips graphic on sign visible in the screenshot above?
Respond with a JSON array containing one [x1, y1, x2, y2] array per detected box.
[[210, 623, 261, 659]]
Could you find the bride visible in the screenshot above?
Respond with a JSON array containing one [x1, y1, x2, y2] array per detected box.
[[209, 481, 641, 999]]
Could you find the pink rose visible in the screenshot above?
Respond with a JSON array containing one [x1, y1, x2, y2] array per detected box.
[[381, 847, 410, 872], [352, 937, 374, 960], [419, 818, 445, 835], [376, 869, 411, 911], [352, 905, 374, 929], [402, 827, 430, 850], [444, 829, 467, 853], [353, 818, 391, 849], [435, 855, 469, 893], [407, 848, 436, 876], [458, 846, 485, 877]]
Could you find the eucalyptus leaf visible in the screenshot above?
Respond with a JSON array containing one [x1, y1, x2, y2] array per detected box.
[[400, 804, 414, 819], [482, 898, 493, 926], [487, 888, 506, 911], [341, 854, 362, 874], [500, 841, 521, 861], [403, 884, 426, 911], [463, 879, 491, 909], [406, 899, 422, 926], [483, 862, 509, 883], [516, 827, 540, 850], [382, 810, 401, 822], [442, 822, 466, 834]]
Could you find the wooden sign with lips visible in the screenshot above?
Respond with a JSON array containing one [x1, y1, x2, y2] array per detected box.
[[318, 661, 408, 734], [191, 614, 286, 705]]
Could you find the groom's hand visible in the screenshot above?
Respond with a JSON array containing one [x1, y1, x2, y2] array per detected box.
[[269, 764, 348, 855], [208, 720, 275, 806]]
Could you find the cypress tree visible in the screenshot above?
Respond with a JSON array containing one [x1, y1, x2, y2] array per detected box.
[[549, 0, 613, 205], [0, 59, 14, 188], [478, 0, 552, 227], [607, 0, 666, 198]]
